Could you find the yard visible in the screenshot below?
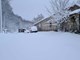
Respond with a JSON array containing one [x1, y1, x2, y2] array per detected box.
[[0, 32, 80, 60]]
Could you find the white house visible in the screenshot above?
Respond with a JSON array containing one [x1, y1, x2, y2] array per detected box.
[[34, 16, 58, 31]]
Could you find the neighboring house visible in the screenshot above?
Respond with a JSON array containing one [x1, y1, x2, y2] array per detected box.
[[58, 4, 80, 33], [68, 4, 80, 11], [68, 9, 80, 33], [68, 4, 80, 33], [34, 16, 58, 31]]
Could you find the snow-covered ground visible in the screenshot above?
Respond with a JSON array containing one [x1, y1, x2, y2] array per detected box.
[[0, 32, 80, 60]]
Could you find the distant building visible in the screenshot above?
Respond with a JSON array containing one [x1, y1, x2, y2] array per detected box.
[[34, 16, 58, 31]]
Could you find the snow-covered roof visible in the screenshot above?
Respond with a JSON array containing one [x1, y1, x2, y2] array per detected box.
[[76, 3, 80, 7], [66, 2, 80, 10], [33, 16, 53, 25], [69, 9, 80, 15]]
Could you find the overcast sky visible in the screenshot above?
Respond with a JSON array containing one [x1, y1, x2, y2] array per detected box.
[[10, 0, 77, 20], [10, 0, 49, 20]]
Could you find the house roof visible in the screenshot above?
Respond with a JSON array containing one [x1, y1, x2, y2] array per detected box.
[[69, 9, 80, 15], [33, 16, 53, 25], [22, 20, 33, 24], [66, 3, 80, 11]]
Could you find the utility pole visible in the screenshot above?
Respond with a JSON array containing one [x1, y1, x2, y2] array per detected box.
[[0, 0, 2, 33], [79, 12, 80, 33]]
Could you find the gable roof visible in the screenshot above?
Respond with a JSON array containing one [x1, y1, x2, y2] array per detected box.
[[69, 9, 80, 15], [34, 16, 53, 25], [66, 3, 80, 11]]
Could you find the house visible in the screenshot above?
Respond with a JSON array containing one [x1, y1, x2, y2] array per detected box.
[[68, 4, 80, 11], [68, 9, 80, 33], [58, 4, 80, 33], [34, 16, 58, 31], [68, 4, 80, 33]]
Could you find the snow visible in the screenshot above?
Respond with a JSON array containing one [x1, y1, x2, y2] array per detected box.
[[70, 9, 80, 15], [0, 32, 80, 60]]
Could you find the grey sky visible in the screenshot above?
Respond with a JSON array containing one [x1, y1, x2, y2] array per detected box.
[[10, 0, 77, 20], [10, 0, 49, 20]]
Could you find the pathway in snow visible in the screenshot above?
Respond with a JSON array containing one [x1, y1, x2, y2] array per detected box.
[[0, 32, 80, 60]]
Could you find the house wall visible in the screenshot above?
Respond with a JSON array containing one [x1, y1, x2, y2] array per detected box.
[[59, 13, 80, 33], [36, 21, 57, 31], [69, 14, 79, 32], [60, 14, 79, 32]]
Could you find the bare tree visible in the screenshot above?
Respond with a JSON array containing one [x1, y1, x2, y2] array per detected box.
[[33, 14, 44, 23], [47, 0, 70, 21]]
